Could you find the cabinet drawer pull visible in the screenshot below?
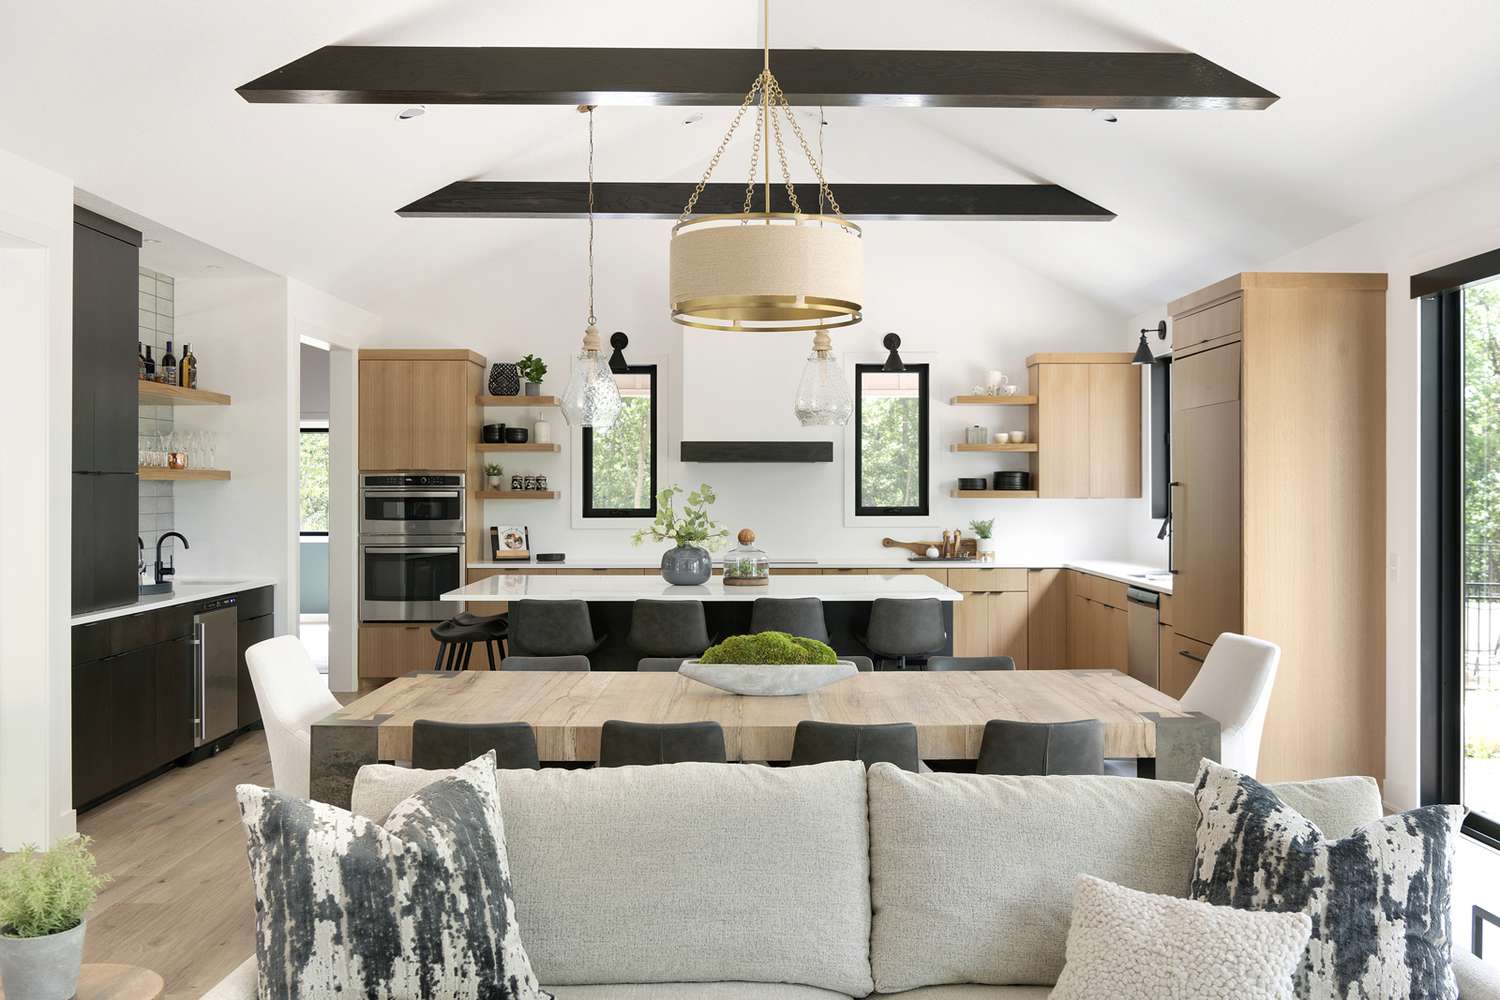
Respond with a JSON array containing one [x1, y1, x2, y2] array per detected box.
[[1178, 650, 1206, 664]]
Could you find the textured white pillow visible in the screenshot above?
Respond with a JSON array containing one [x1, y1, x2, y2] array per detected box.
[[1051, 876, 1312, 1000]]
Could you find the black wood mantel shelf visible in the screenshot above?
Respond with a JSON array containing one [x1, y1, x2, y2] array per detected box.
[[237, 47, 1278, 111], [398, 181, 1115, 222]]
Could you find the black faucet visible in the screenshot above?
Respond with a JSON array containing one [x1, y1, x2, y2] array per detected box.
[[138, 536, 146, 579], [155, 531, 190, 586]]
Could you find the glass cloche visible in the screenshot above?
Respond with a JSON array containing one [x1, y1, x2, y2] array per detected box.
[[723, 528, 770, 587]]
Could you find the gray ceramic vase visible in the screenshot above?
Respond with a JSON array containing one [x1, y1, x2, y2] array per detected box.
[[0, 921, 86, 1000], [661, 544, 712, 586]]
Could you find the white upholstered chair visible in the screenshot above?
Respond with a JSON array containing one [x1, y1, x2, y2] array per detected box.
[[1180, 632, 1280, 777], [245, 635, 342, 799]]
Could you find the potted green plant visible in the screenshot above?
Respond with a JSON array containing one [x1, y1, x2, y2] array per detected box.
[[517, 354, 548, 396], [631, 483, 730, 585], [680, 631, 857, 695], [969, 518, 997, 560], [484, 462, 504, 491], [0, 837, 109, 1000]]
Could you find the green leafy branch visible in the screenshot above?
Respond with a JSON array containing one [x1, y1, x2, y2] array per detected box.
[[631, 483, 730, 551]]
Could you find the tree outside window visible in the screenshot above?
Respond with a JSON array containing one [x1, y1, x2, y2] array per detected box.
[[855, 364, 929, 516], [299, 428, 329, 534], [583, 367, 657, 518]]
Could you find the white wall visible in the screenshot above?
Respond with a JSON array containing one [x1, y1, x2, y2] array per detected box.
[[0, 147, 76, 848], [367, 222, 1144, 564]]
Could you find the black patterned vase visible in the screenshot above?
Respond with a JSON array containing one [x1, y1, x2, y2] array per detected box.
[[488, 362, 520, 396]]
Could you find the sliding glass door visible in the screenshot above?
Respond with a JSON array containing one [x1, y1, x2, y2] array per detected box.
[[1461, 276, 1500, 833]]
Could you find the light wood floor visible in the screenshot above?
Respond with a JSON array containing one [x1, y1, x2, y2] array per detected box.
[[79, 731, 270, 1000]]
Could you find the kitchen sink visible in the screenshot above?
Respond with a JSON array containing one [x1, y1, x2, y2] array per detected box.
[[138, 582, 173, 596]]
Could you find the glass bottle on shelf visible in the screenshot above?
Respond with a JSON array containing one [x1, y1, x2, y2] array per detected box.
[[723, 528, 770, 587]]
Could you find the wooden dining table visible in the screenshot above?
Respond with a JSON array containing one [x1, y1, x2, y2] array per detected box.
[[309, 669, 1219, 807]]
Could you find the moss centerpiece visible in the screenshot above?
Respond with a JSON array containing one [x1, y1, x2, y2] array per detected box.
[[680, 631, 857, 696]]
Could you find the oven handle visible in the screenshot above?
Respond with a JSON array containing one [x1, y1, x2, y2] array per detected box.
[[361, 490, 463, 500], [364, 546, 463, 555]]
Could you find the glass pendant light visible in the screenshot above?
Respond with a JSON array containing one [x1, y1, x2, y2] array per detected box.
[[794, 329, 853, 426], [560, 106, 622, 432]]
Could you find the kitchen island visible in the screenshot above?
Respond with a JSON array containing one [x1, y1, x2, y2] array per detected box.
[[442, 572, 963, 670]]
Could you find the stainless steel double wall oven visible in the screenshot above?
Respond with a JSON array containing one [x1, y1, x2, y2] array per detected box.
[[359, 473, 465, 623]]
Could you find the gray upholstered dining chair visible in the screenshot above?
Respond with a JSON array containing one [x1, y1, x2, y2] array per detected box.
[[501, 655, 591, 671], [861, 598, 947, 669], [506, 600, 606, 657], [410, 720, 541, 770], [749, 597, 831, 644], [597, 720, 727, 766], [925, 655, 1016, 671], [846, 655, 874, 672], [789, 721, 920, 771], [636, 657, 687, 672], [975, 719, 1105, 776], [628, 600, 711, 659]]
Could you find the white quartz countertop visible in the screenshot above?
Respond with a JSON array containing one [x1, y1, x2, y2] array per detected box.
[[70, 578, 277, 626], [467, 557, 1173, 593], [444, 572, 963, 603]]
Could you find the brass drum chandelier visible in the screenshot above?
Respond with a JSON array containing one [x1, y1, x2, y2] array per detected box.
[[669, 0, 863, 333]]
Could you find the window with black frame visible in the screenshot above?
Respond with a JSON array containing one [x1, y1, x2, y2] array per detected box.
[[1417, 248, 1500, 849], [854, 363, 929, 517], [582, 365, 657, 518], [299, 426, 329, 536]]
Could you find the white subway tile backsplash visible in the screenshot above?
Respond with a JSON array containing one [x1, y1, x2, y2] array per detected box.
[[137, 266, 176, 540]]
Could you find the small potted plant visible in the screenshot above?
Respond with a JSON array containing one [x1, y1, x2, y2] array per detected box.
[[0, 837, 109, 1000], [631, 483, 730, 585], [517, 354, 548, 396], [484, 462, 504, 491], [970, 518, 997, 561]]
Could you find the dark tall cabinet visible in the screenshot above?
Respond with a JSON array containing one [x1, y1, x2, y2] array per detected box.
[[72, 207, 142, 614]]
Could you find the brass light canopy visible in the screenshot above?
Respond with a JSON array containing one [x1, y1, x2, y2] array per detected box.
[[669, 0, 863, 333]]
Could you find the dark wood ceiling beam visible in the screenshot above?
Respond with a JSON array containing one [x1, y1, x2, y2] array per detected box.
[[396, 182, 1115, 222], [239, 47, 1277, 110]]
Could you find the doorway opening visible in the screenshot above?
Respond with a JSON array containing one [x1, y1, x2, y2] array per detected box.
[[298, 342, 331, 680]]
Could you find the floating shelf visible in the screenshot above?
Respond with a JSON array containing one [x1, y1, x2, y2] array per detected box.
[[477, 490, 558, 500], [139, 467, 231, 481], [477, 443, 560, 453], [951, 442, 1038, 453], [951, 489, 1037, 499], [138, 381, 231, 406], [950, 394, 1037, 406], [476, 394, 559, 407]]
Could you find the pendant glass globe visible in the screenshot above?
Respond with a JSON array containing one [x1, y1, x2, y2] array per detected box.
[[560, 343, 622, 433], [794, 336, 852, 426]]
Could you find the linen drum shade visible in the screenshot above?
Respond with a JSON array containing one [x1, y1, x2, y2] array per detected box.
[[670, 216, 863, 332]]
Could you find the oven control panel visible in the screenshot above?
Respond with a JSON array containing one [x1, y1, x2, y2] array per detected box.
[[362, 473, 464, 488]]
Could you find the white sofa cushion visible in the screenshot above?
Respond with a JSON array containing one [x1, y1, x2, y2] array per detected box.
[[353, 760, 875, 997], [1051, 875, 1311, 999], [865, 765, 1386, 993], [872, 988, 1053, 998], [549, 985, 853, 999]]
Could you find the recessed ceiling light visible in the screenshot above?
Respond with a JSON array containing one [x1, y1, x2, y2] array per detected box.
[[144, 237, 162, 245], [682, 112, 704, 125], [205, 264, 223, 271], [1090, 109, 1119, 124], [397, 105, 426, 120]]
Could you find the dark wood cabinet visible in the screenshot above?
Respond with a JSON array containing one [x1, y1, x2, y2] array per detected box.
[[71, 657, 114, 807], [154, 636, 196, 766], [237, 614, 273, 728], [72, 207, 143, 614]]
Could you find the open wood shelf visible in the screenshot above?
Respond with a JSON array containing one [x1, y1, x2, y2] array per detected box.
[[476, 394, 559, 407], [951, 489, 1037, 499], [139, 467, 231, 481], [476, 490, 559, 500], [137, 381, 231, 406], [949, 394, 1037, 406], [951, 442, 1038, 453], [477, 442, 560, 453]]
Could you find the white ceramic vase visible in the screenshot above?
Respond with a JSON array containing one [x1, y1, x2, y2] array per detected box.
[[977, 537, 998, 561], [679, 660, 858, 696]]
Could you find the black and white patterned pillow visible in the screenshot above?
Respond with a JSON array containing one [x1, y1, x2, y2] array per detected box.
[[1189, 760, 1463, 1000], [236, 753, 551, 1000]]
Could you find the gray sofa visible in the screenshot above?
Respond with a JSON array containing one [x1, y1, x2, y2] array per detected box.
[[203, 761, 1500, 999]]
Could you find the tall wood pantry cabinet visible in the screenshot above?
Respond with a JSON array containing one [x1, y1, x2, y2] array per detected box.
[[1166, 272, 1386, 783], [1026, 354, 1141, 498], [358, 350, 484, 472]]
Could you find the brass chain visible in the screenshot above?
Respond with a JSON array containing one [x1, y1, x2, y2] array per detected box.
[[769, 96, 802, 215], [679, 72, 764, 223], [768, 74, 848, 223], [742, 89, 765, 215]]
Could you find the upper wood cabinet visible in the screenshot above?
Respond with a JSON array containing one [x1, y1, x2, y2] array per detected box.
[[1027, 354, 1141, 499], [1166, 272, 1387, 782], [358, 350, 483, 472]]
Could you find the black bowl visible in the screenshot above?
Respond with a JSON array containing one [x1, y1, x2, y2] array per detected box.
[[482, 423, 506, 443], [504, 426, 529, 444], [958, 477, 989, 491]]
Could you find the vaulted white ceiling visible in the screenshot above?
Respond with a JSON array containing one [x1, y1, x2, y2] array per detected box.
[[5, 0, 1500, 328]]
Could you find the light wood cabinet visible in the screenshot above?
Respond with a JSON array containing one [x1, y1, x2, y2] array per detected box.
[[949, 567, 1029, 665], [1160, 631, 1211, 700], [1028, 355, 1141, 499], [359, 623, 443, 678], [1167, 272, 1387, 781], [1025, 568, 1069, 668], [358, 351, 481, 472]]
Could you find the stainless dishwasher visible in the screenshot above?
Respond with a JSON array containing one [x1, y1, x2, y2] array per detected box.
[[1125, 587, 1161, 690], [193, 596, 240, 747]]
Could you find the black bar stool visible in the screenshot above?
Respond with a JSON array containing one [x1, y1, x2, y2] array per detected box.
[[430, 612, 508, 671]]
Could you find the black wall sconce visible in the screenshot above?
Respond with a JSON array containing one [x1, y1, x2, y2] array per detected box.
[[1132, 320, 1167, 365], [881, 333, 905, 373], [607, 331, 630, 373]]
